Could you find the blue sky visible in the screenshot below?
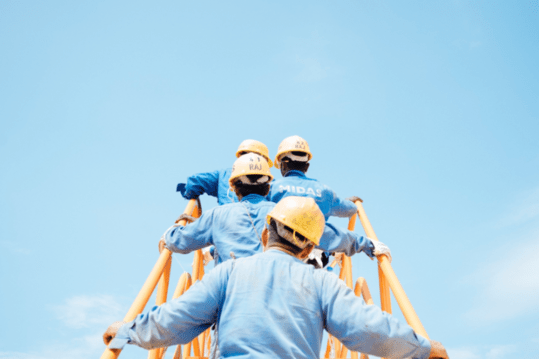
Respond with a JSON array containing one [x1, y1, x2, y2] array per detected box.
[[1, 1, 538, 358]]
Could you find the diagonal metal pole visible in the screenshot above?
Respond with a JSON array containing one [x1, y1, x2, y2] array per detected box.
[[353, 199, 429, 339], [101, 199, 200, 359]]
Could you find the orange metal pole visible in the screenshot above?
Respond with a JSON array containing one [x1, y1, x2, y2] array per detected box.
[[339, 213, 359, 359], [324, 335, 333, 358], [148, 257, 172, 359], [192, 337, 201, 357], [192, 249, 203, 281], [353, 200, 429, 339], [354, 277, 374, 305], [205, 327, 211, 356], [101, 199, 199, 359], [344, 214, 357, 289], [332, 258, 348, 357], [182, 341, 192, 358], [172, 273, 192, 359], [378, 266, 392, 314], [352, 199, 392, 315]]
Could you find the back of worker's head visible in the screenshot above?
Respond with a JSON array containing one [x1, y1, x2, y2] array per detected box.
[[263, 196, 325, 260], [274, 136, 312, 176], [236, 139, 273, 167], [229, 153, 273, 199]]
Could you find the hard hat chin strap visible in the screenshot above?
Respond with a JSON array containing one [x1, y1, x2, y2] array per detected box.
[[281, 153, 309, 162], [236, 175, 270, 185], [275, 221, 311, 249]]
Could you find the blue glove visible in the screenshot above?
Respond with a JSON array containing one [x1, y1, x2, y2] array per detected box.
[[177, 183, 187, 195]]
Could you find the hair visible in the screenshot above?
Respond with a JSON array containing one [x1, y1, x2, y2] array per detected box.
[[232, 177, 270, 198], [266, 219, 304, 256], [280, 152, 310, 173]]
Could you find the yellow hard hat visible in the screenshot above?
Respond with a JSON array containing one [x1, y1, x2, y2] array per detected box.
[[229, 153, 274, 188], [267, 196, 325, 246], [236, 139, 273, 168], [274, 135, 312, 169]]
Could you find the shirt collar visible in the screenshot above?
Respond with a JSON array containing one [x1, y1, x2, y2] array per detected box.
[[240, 193, 267, 204], [284, 170, 306, 178], [265, 248, 304, 263]]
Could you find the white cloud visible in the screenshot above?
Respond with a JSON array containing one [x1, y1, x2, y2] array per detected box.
[[53, 294, 124, 329], [1, 294, 128, 359], [448, 345, 516, 359], [0, 333, 105, 359], [448, 347, 480, 359], [464, 187, 539, 324], [464, 236, 539, 323], [485, 345, 516, 358], [500, 187, 539, 227]]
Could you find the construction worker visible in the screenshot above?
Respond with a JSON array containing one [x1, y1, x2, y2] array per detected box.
[[104, 196, 448, 359], [176, 139, 273, 205], [160, 153, 391, 266], [268, 135, 359, 220]]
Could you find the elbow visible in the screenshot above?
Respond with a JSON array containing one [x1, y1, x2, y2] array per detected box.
[[166, 243, 191, 254]]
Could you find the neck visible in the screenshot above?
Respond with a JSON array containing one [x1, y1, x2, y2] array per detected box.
[[266, 244, 300, 258]]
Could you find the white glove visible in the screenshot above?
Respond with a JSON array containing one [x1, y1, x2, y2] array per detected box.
[[158, 224, 179, 253], [305, 248, 325, 268], [203, 246, 214, 264], [372, 240, 392, 263]]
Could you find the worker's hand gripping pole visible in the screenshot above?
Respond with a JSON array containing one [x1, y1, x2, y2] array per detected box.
[[148, 201, 202, 359], [100, 199, 201, 359], [353, 199, 430, 339]]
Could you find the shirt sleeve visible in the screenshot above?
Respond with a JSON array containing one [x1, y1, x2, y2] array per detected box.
[[316, 272, 431, 359], [165, 210, 215, 254], [317, 223, 375, 258], [109, 261, 233, 350], [179, 170, 220, 199], [326, 188, 358, 218]]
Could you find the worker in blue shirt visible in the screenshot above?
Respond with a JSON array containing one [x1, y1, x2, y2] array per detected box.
[[268, 135, 359, 220], [177, 139, 273, 205], [103, 196, 448, 359], [160, 153, 392, 267]]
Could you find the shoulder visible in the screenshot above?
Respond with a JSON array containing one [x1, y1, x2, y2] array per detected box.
[[313, 268, 348, 292], [212, 202, 240, 213], [220, 168, 233, 175], [258, 200, 276, 208]]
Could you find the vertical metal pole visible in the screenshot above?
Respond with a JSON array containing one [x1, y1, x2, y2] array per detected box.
[[172, 273, 192, 359], [148, 257, 172, 359], [354, 277, 374, 306]]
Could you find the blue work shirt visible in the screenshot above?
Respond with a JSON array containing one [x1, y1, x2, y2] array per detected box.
[[268, 170, 357, 220], [109, 250, 431, 359], [177, 168, 238, 205], [165, 194, 272, 265], [165, 194, 375, 266]]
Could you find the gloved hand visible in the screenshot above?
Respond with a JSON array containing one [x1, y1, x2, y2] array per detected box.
[[103, 321, 126, 345], [159, 223, 179, 253], [428, 340, 449, 359], [203, 246, 214, 264], [346, 196, 362, 203], [177, 214, 197, 223], [372, 240, 392, 263], [159, 238, 167, 253], [304, 248, 325, 269], [177, 183, 186, 194]]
